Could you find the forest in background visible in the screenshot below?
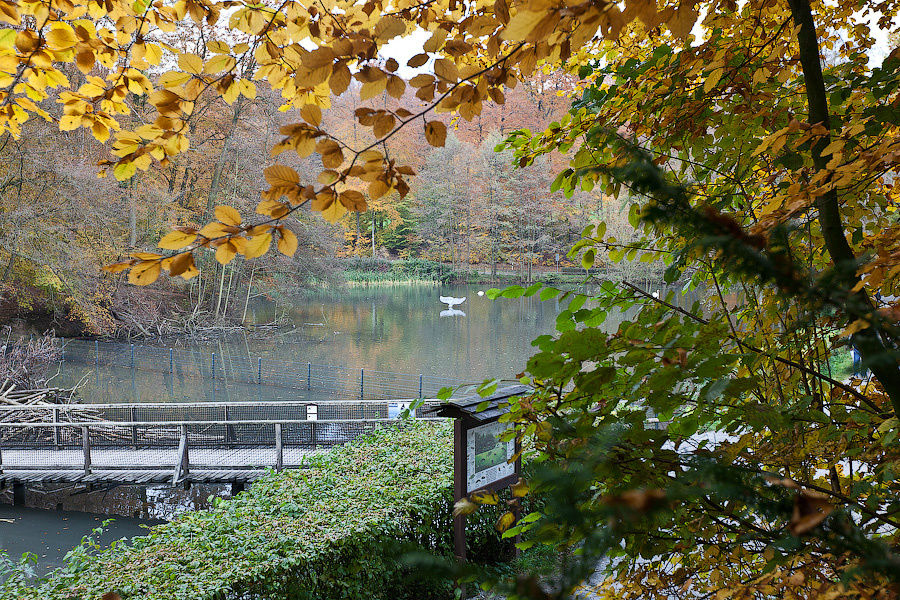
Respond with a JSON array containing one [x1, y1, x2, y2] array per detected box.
[[0, 66, 639, 336]]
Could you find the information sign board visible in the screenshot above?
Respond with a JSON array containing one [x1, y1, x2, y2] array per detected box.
[[466, 420, 516, 493]]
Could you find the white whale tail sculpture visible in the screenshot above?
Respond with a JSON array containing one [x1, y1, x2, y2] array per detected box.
[[439, 295, 466, 309]]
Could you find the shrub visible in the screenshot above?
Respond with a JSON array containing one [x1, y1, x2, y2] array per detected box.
[[3, 422, 511, 600]]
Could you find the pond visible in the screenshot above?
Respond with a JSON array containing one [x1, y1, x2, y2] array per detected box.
[[52, 282, 696, 404]]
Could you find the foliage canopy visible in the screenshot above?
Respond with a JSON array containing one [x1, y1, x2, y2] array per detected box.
[[2, 0, 900, 596]]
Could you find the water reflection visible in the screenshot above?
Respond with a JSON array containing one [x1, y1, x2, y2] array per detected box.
[[50, 283, 701, 405]]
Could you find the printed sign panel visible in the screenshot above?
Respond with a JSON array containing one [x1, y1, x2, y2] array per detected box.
[[466, 420, 515, 493], [388, 401, 412, 419]]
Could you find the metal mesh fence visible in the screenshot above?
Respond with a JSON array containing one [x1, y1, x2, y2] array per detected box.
[[0, 401, 444, 475], [59, 340, 471, 402]]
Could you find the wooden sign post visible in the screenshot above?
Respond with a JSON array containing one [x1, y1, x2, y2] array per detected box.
[[436, 385, 529, 561]]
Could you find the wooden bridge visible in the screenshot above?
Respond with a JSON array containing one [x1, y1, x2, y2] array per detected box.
[[0, 401, 442, 488]]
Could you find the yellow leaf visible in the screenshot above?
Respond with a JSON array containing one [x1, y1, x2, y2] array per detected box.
[[359, 78, 386, 100], [511, 478, 529, 498], [204, 54, 235, 74], [264, 164, 299, 186], [178, 53, 203, 75], [369, 179, 391, 199], [321, 199, 347, 222], [45, 26, 77, 50], [215, 241, 237, 265], [501, 10, 543, 41], [239, 79, 256, 99], [317, 170, 340, 185], [244, 232, 272, 258], [374, 16, 405, 40], [144, 43, 162, 66], [471, 490, 499, 505], [159, 71, 192, 87], [102, 260, 135, 274], [496, 512, 516, 532], [0, 29, 15, 50], [300, 104, 322, 126], [128, 261, 161, 286], [158, 230, 197, 250], [59, 114, 81, 131], [113, 161, 136, 181], [215, 205, 242, 226], [199, 222, 231, 238], [703, 67, 723, 94], [423, 29, 447, 53], [277, 229, 298, 256], [91, 121, 109, 142], [843, 319, 870, 336], [820, 139, 845, 157], [256, 199, 290, 218]]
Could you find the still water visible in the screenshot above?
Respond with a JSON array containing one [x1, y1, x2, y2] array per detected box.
[[52, 282, 699, 403], [0, 505, 158, 577], [53, 284, 581, 403], [52, 283, 696, 404]]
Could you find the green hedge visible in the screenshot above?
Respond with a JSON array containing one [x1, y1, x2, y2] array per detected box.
[[3, 422, 510, 600]]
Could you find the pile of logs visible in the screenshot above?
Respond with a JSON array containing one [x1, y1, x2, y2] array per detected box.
[[0, 380, 76, 408]]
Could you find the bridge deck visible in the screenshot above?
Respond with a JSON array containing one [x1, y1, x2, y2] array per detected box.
[[0, 401, 443, 486], [0, 447, 319, 484]]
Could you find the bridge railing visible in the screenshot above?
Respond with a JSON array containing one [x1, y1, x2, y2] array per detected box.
[[0, 401, 444, 482], [59, 339, 472, 401]]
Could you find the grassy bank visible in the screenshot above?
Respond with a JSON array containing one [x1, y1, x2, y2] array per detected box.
[[341, 257, 601, 286], [0, 423, 516, 600]]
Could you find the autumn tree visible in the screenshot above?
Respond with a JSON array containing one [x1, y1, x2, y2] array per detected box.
[[0, 0, 899, 597]]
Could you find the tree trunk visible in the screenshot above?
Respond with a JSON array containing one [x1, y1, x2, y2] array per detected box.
[[205, 97, 245, 217], [242, 267, 255, 324], [788, 0, 900, 412], [128, 179, 137, 249]]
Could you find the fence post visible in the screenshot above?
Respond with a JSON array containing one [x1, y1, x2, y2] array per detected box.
[[173, 425, 189, 484], [360, 369, 364, 400], [307, 362, 311, 390], [258, 357, 262, 384], [53, 409, 60, 448], [130, 406, 137, 448], [224, 405, 231, 443], [82, 426, 91, 475], [211, 353, 216, 381], [419, 374, 423, 399], [130, 344, 135, 369], [275, 423, 283, 472], [169, 348, 174, 374]]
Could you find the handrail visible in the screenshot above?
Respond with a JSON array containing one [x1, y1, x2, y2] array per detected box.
[[0, 399, 441, 410], [0, 418, 445, 427]]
